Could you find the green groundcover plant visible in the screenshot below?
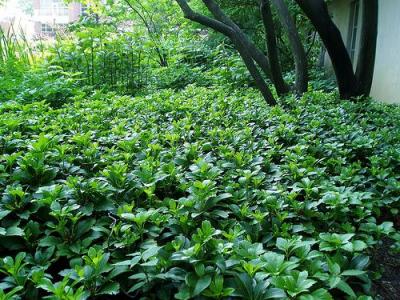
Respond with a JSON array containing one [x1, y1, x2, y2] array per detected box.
[[0, 85, 399, 299]]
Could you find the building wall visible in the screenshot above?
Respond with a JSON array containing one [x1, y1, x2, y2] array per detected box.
[[370, 1, 400, 104], [69, 2, 82, 23], [0, 20, 12, 33], [327, 0, 400, 104], [0, 0, 36, 39], [326, 0, 352, 67], [33, 0, 83, 37]]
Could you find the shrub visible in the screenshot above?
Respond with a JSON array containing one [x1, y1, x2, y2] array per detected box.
[[15, 66, 85, 108]]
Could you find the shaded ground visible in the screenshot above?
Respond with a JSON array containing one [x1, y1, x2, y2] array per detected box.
[[373, 239, 400, 299]]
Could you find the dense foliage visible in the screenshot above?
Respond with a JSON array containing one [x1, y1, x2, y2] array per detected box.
[[45, 2, 258, 96], [0, 0, 398, 299], [1, 85, 400, 299], [0, 26, 37, 101]]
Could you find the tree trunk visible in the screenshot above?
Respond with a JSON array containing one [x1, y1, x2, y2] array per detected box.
[[272, 0, 308, 95], [356, 0, 378, 96], [175, 0, 277, 106], [295, 0, 359, 99], [233, 37, 277, 106], [260, 0, 289, 96], [201, 0, 272, 79]]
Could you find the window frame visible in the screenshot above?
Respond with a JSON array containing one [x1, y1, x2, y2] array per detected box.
[[347, 0, 361, 62], [39, 0, 68, 17], [41, 23, 55, 36]]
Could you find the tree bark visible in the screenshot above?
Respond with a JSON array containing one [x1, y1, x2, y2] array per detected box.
[[295, 0, 359, 99], [260, 0, 289, 96], [175, 0, 236, 39], [233, 37, 278, 106], [175, 0, 277, 106], [272, 0, 308, 94], [356, 0, 378, 96], [201, 0, 272, 79]]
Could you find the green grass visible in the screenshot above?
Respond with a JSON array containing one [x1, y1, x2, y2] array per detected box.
[[0, 25, 34, 68], [0, 85, 399, 299]]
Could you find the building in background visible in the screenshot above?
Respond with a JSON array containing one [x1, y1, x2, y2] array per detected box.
[[0, 0, 85, 39], [326, 0, 400, 104], [0, 0, 35, 38], [32, 0, 85, 37]]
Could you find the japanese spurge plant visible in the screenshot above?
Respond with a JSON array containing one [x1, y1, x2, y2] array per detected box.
[[0, 85, 399, 299]]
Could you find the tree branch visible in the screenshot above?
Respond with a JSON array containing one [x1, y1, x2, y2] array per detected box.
[[175, 0, 277, 105], [175, 0, 235, 37], [201, 0, 272, 78]]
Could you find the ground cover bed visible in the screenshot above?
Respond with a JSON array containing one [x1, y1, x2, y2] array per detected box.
[[0, 86, 400, 299]]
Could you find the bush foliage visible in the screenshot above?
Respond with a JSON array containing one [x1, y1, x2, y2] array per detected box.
[[0, 1, 398, 299]]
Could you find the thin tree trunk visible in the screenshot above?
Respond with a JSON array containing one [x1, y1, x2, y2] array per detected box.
[[318, 45, 326, 69], [356, 0, 378, 96], [295, 0, 359, 99], [90, 38, 95, 86], [260, 0, 289, 96], [123, 0, 168, 67], [273, 0, 308, 94]]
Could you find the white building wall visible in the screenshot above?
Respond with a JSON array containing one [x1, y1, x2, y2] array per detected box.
[[327, 0, 400, 104], [326, 0, 350, 66], [32, 0, 83, 37], [370, 1, 400, 104], [0, 0, 36, 39]]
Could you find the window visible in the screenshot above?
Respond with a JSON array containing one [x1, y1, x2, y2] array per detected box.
[[40, 0, 68, 17], [53, 0, 69, 16], [41, 23, 55, 36], [347, 0, 360, 62], [40, 0, 52, 16], [81, 4, 88, 16]]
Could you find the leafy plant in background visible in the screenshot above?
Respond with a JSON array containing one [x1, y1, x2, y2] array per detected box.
[[15, 66, 85, 108], [0, 25, 37, 102]]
